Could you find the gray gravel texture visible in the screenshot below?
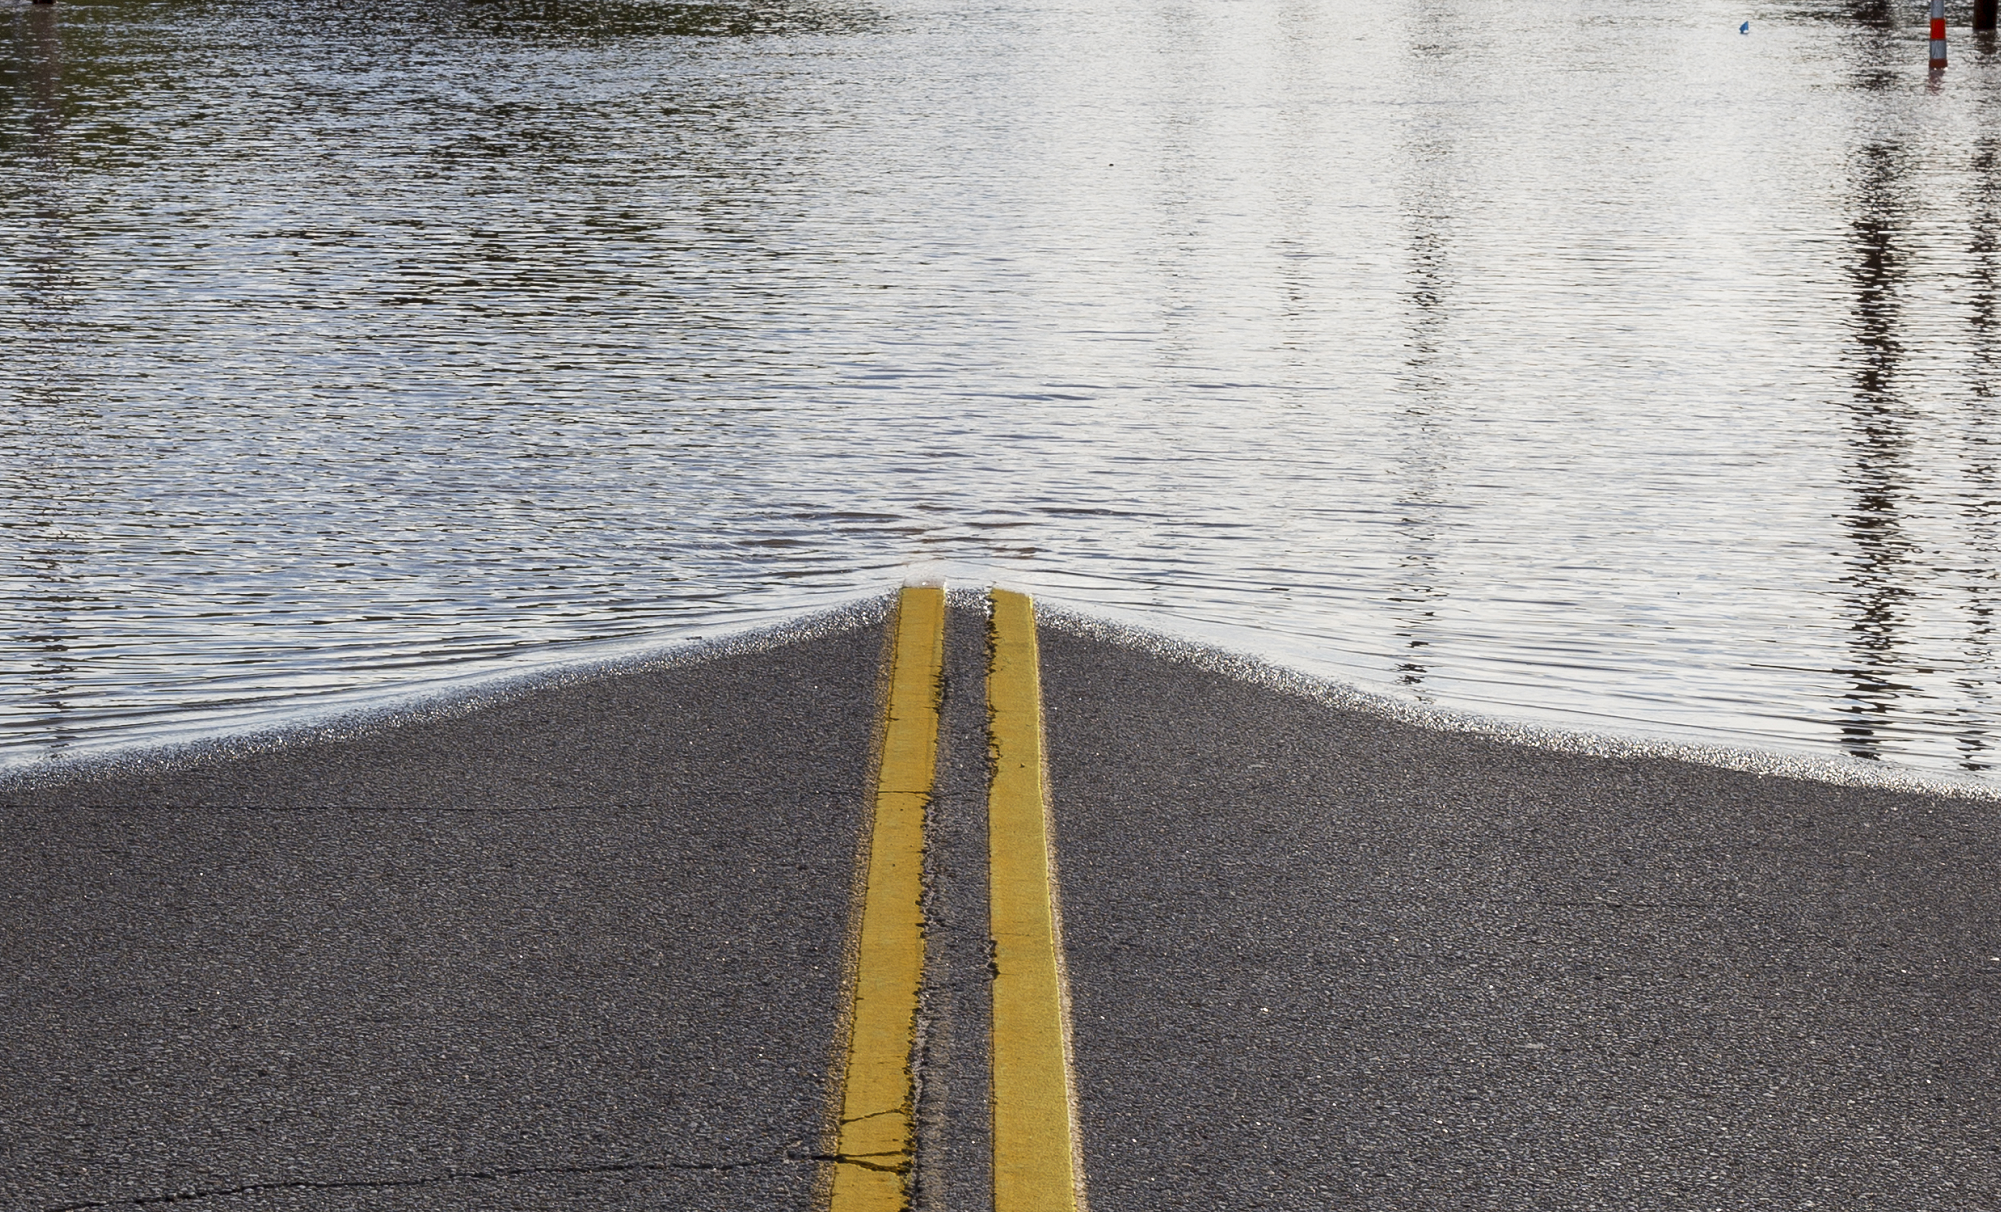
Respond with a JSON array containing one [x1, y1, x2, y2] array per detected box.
[[1039, 627, 2001, 1211], [0, 626, 886, 1212]]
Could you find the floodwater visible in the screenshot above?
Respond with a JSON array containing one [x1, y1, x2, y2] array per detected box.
[[4, 0, 2000, 780]]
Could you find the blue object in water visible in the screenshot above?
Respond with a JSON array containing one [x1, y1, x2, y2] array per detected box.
[[1740, 20, 1750, 33]]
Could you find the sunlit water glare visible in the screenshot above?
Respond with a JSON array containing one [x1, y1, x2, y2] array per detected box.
[[5, 0, 2000, 780]]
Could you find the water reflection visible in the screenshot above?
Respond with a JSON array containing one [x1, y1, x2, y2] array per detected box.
[[1956, 137, 2001, 770], [1837, 140, 1916, 762], [7, 0, 2001, 781], [1391, 130, 1458, 695], [1844, 0, 1899, 29], [1973, 138, 2000, 408], [2, 1, 62, 192], [452, 0, 879, 42], [6, 2, 78, 755], [183, 0, 882, 46]]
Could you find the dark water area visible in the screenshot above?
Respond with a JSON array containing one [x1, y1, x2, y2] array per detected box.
[[4, 0, 2001, 781]]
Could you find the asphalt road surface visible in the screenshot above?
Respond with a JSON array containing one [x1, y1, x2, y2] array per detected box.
[[6, 600, 1999, 1210], [1039, 622, 2001, 1211], [0, 621, 890, 1212]]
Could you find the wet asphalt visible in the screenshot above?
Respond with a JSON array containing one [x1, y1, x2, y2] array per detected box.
[[5, 603, 2000, 1210]]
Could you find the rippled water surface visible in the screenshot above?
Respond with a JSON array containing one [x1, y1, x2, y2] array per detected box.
[[6, 0, 2001, 777]]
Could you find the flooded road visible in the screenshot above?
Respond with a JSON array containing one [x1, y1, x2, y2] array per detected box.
[[4, 0, 2000, 780]]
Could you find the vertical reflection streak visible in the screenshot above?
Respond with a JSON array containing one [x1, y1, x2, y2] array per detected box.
[[1835, 141, 1917, 761], [1387, 7, 1463, 695], [1955, 137, 2000, 770], [9, 3, 81, 756], [1391, 194, 1452, 693]]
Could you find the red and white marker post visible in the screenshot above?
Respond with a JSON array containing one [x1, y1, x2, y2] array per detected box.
[[1931, 0, 1948, 69]]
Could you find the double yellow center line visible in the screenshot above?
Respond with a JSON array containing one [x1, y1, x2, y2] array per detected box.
[[827, 586, 1082, 1212]]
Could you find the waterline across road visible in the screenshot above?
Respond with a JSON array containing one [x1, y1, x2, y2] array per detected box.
[[3, 588, 1999, 1209]]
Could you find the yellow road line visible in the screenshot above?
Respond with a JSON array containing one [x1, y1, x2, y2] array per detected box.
[[987, 589, 1083, 1212], [829, 585, 945, 1212]]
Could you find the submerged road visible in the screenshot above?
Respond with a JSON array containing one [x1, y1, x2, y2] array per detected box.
[[4, 593, 1999, 1210]]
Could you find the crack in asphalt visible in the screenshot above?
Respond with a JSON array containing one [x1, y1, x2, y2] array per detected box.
[[806, 1150, 910, 1175], [44, 1149, 808, 1211]]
